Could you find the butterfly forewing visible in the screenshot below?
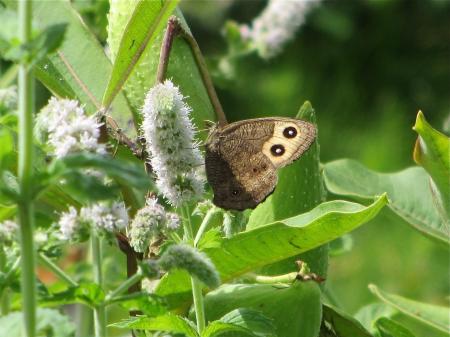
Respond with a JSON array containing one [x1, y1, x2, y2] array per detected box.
[[205, 117, 316, 210]]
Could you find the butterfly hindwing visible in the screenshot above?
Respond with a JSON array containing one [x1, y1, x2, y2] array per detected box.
[[205, 117, 316, 210]]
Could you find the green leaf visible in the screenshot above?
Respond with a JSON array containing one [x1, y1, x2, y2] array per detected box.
[[107, 3, 216, 137], [329, 234, 353, 257], [156, 196, 387, 308], [248, 101, 328, 278], [203, 282, 321, 337], [323, 159, 448, 244], [202, 321, 264, 337], [110, 313, 199, 337], [355, 303, 397, 333], [39, 283, 105, 308], [322, 304, 373, 337], [115, 293, 168, 317], [31, 1, 135, 136], [50, 153, 151, 190], [375, 318, 416, 337], [102, 0, 180, 108], [213, 308, 276, 337], [413, 111, 450, 220], [369, 284, 449, 333], [0, 308, 75, 337]]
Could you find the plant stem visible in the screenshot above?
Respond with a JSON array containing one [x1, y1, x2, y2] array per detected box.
[[194, 208, 218, 247], [244, 272, 298, 284], [157, 16, 227, 126], [18, 0, 36, 336], [91, 232, 107, 337], [182, 205, 206, 333], [37, 252, 78, 287], [104, 270, 143, 305]]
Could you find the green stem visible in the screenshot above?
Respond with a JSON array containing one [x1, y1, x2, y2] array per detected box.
[[18, 1, 36, 336], [244, 272, 298, 284], [1, 257, 21, 314], [104, 270, 143, 305], [91, 232, 106, 337], [182, 205, 206, 333], [38, 252, 78, 287], [194, 208, 218, 247]]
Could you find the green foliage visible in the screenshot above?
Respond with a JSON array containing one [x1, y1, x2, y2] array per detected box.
[[323, 159, 448, 244], [369, 284, 450, 334], [375, 318, 416, 337], [413, 111, 450, 220], [102, 0, 180, 109], [0, 308, 75, 337], [203, 282, 322, 337], [155, 195, 386, 307], [322, 304, 372, 337]]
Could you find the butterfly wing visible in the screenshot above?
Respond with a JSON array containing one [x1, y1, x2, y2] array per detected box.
[[205, 118, 316, 210]]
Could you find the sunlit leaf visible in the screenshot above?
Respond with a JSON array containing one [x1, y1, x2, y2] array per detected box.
[[156, 195, 387, 308], [369, 284, 449, 333], [203, 282, 321, 337], [413, 110, 450, 220], [102, 0, 179, 109], [323, 159, 448, 244], [110, 313, 198, 337]]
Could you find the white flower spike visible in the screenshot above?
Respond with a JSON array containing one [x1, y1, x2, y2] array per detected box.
[[142, 80, 204, 206], [241, 0, 321, 59], [36, 97, 107, 158]]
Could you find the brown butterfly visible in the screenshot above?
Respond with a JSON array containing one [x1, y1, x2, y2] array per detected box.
[[205, 117, 316, 210]]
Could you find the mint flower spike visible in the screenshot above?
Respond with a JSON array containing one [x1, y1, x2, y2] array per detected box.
[[0, 220, 18, 244], [141, 80, 204, 207], [36, 97, 107, 158], [128, 197, 167, 253], [58, 206, 89, 242], [0, 85, 18, 112], [82, 201, 129, 234], [158, 244, 220, 289], [241, 0, 321, 59]]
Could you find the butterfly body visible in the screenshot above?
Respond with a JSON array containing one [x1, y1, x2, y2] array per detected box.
[[205, 117, 316, 210]]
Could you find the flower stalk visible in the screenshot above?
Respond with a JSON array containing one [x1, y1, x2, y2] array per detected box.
[[181, 206, 206, 333], [17, 0, 36, 336], [91, 230, 107, 337]]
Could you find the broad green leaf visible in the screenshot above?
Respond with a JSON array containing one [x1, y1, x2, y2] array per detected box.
[[156, 195, 387, 308], [31, 1, 135, 136], [210, 308, 276, 337], [203, 282, 321, 337], [375, 317, 416, 337], [322, 304, 373, 337], [323, 159, 448, 244], [107, 2, 216, 137], [413, 111, 450, 219], [102, 0, 179, 109], [0, 308, 75, 337], [110, 313, 198, 337], [39, 283, 105, 308], [355, 303, 397, 333], [248, 101, 328, 278], [202, 322, 262, 337], [369, 284, 449, 333], [115, 293, 167, 317]]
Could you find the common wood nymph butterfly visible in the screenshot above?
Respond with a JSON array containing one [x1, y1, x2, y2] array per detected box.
[[205, 117, 316, 210]]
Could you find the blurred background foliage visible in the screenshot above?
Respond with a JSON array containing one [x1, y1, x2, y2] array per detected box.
[[2, 0, 448, 320], [182, 0, 450, 315]]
